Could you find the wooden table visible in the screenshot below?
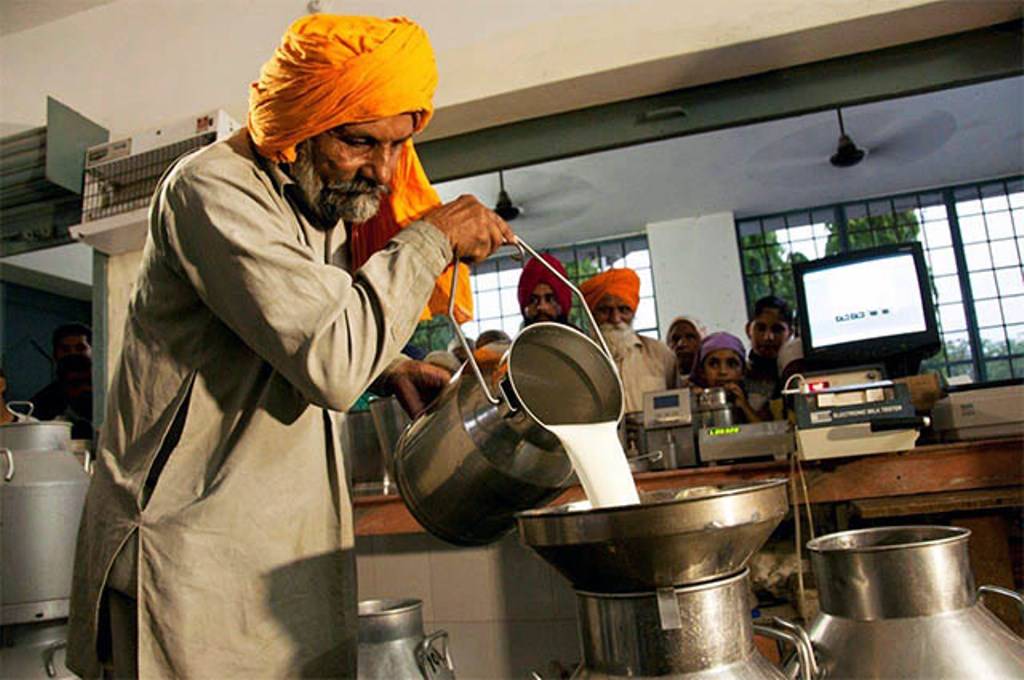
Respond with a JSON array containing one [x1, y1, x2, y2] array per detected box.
[[353, 436, 1023, 536]]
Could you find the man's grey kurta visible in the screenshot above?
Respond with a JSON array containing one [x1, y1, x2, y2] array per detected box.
[[67, 129, 452, 678]]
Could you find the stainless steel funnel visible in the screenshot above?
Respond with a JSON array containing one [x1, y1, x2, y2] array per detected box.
[[516, 479, 788, 592]]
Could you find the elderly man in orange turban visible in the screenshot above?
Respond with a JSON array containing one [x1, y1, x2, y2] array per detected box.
[[581, 268, 678, 413], [67, 15, 514, 679]]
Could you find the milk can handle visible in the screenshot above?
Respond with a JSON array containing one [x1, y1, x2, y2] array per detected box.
[[6, 400, 34, 421], [752, 616, 819, 680], [416, 629, 454, 678], [43, 640, 67, 677], [1, 448, 13, 482], [446, 238, 617, 406], [512, 239, 615, 366], [979, 584, 1024, 624]]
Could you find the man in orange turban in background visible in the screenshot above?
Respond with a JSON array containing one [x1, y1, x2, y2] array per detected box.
[[68, 14, 513, 679], [581, 269, 678, 413]]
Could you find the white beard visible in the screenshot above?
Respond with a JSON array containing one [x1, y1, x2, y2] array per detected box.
[[599, 322, 639, 361], [290, 140, 387, 225]]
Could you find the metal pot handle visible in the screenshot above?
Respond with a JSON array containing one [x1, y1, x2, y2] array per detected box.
[[753, 616, 819, 680], [6, 400, 35, 420], [43, 640, 67, 677], [416, 629, 454, 678], [446, 238, 617, 406], [1, 448, 13, 482], [629, 450, 664, 464], [979, 584, 1024, 624], [448, 256, 501, 406]]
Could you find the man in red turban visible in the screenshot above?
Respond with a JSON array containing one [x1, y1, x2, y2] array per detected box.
[[581, 268, 678, 412], [518, 253, 573, 326], [68, 14, 514, 679]]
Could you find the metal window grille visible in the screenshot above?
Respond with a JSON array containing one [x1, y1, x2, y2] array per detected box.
[[735, 176, 1024, 381], [81, 133, 216, 222], [410, 234, 657, 353]]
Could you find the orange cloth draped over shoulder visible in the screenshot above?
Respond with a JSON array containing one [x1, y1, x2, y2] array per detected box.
[[248, 14, 471, 322], [580, 268, 641, 312]]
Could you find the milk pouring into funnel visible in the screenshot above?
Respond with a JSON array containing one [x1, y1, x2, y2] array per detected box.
[[546, 422, 639, 507]]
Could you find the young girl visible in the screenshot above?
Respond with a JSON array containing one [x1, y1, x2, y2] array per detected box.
[[688, 332, 767, 423]]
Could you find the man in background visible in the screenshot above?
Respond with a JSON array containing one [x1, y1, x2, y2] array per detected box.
[[518, 253, 573, 327], [581, 268, 677, 413], [54, 354, 95, 440], [31, 323, 92, 421]]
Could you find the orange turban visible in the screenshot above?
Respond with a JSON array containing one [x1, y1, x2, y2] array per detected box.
[[580, 269, 641, 312], [248, 14, 472, 322]]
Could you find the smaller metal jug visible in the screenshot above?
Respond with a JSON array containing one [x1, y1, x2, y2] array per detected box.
[[369, 396, 409, 495], [357, 599, 454, 680], [695, 387, 736, 428], [394, 241, 623, 545]]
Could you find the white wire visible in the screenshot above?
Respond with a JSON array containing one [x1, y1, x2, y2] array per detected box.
[[781, 372, 807, 395], [790, 452, 807, 620]]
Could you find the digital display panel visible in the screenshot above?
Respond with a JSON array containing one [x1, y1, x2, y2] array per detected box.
[[652, 394, 680, 409]]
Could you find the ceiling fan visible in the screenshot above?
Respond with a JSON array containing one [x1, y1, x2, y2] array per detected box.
[[744, 106, 958, 186], [493, 169, 521, 221], [830, 108, 867, 168]]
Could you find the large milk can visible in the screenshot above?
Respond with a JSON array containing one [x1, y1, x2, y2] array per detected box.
[[393, 241, 623, 545], [802, 525, 1024, 679], [357, 599, 454, 680]]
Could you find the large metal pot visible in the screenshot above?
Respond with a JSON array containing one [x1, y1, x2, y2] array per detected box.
[[803, 525, 1024, 678], [357, 599, 454, 680], [1, 448, 90, 624], [394, 241, 623, 545], [572, 570, 815, 679]]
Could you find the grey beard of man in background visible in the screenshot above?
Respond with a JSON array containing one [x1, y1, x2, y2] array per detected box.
[[599, 321, 639, 362], [289, 140, 391, 226]]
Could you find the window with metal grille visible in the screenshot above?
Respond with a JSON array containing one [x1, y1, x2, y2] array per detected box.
[[735, 176, 1024, 381], [410, 234, 657, 352]]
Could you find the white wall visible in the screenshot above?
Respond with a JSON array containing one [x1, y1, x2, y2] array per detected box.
[[647, 212, 748, 340]]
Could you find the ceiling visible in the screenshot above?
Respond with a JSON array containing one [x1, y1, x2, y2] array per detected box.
[[0, 0, 116, 36], [435, 76, 1024, 249]]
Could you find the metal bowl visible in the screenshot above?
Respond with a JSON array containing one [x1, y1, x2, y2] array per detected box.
[[515, 479, 788, 591]]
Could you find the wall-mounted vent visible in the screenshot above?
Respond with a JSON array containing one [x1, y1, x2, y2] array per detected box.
[[71, 110, 238, 254]]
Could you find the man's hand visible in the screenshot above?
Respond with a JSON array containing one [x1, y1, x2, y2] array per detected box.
[[423, 195, 516, 263], [384, 360, 453, 418]]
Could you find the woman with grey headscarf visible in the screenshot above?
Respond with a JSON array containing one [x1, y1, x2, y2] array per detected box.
[[665, 315, 707, 386]]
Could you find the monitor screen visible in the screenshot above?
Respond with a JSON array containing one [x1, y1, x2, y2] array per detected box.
[[802, 252, 928, 349]]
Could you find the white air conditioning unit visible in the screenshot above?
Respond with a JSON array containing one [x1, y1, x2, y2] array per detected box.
[[69, 110, 239, 254]]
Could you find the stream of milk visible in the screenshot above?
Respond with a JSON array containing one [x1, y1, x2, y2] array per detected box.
[[546, 421, 640, 508]]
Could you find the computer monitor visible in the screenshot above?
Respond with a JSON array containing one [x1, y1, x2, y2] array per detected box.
[[793, 242, 940, 376]]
